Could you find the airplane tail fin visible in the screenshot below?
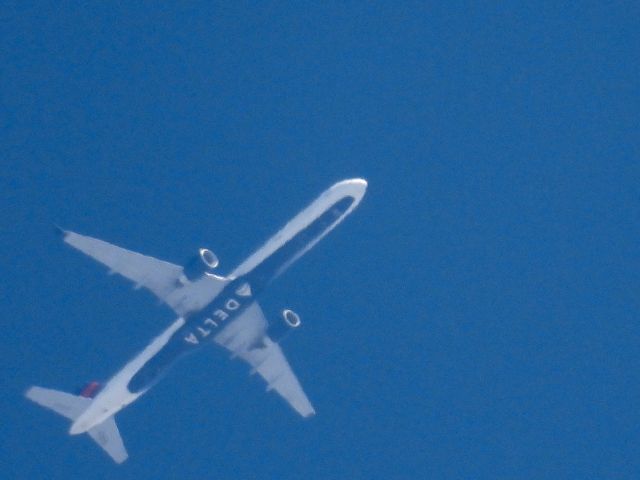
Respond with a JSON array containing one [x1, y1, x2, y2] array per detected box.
[[25, 386, 128, 463]]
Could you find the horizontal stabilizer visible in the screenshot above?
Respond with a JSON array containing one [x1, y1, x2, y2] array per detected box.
[[25, 386, 90, 420], [88, 416, 128, 464], [25, 386, 128, 464]]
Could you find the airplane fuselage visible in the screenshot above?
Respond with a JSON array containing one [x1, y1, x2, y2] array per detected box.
[[69, 182, 364, 435]]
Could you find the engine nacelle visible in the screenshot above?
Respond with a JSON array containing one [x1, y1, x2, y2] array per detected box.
[[282, 309, 301, 328], [269, 308, 302, 343], [183, 248, 219, 282]]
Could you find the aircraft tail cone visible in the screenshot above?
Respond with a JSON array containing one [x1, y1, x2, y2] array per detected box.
[[25, 386, 128, 463]]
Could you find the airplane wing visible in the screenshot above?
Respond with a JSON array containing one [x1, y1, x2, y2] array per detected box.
[[213, 303, 316, 418], [59, 229, 227, 316]]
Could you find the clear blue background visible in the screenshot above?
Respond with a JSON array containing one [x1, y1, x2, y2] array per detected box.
[[2, 2, 638, 478]]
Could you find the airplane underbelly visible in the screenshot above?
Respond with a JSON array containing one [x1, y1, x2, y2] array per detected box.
[[231, 180, 365, 280]]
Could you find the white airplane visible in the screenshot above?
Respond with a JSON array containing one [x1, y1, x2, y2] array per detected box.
[[26, 178, 367, 463]]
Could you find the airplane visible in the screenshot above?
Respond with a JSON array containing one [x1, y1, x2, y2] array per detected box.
[[25, 178, 367, 463]]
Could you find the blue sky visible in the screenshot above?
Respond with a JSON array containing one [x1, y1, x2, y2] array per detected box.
[[2, 2, 638, 478]]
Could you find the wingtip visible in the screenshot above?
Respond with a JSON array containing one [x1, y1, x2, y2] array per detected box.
[[53, 224, 68, 238], [24, 386, 37, 400]]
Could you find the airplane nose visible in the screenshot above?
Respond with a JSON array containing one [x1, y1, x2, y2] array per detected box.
[[330, 178, 368, 201], [337, 178, 368, 204], [353, 178, 368, 194], [351, 178, 367, 188]]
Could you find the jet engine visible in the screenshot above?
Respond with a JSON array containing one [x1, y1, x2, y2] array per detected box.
[[183, 248, 219, 281], [269, 308, 302, 343], [282, 309, 301, 328]]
